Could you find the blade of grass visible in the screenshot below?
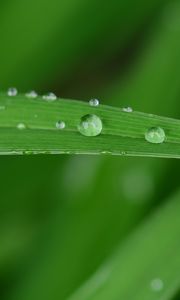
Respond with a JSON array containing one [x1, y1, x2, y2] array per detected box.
[[0, 94, 180, 158], [67, 188, 180, 300]]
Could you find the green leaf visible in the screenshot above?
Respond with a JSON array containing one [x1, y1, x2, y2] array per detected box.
[[68, 189, 180, 300], [0, 93, 180, 158]]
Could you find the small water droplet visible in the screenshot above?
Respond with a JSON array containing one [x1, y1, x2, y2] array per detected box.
[[17, 123, 26, 130], [7, 87, 18, 96], [56, 120, 66, 129], [78, 114, 102, 137], [145, 127, 165, 144], [42, 92, 57, 101], [101, 151, 112, 155], [34, 114, 38, 118], [121, 151, 127, 156], [0, 106, 6, 110], [26, 90, 38, 98], [122, 107, 133, 113], [150, 278, 164, 292], [89, 98, 99, 107]]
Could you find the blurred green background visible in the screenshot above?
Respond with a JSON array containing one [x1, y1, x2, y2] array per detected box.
[[0, 0, 180, 299]]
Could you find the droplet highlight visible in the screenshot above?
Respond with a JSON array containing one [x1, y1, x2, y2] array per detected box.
[[56, 121, 66, 129], [17, 123, 26, 130], [145, 127, 166, 144], [26, 90, 38, 98], [42, 92, 57, 101], [122, 107, 133, 113], [78, 114, 102, 137], [150, 278, 164, 292], [89, 98, 99, 107], [7, 87, 18, 97]]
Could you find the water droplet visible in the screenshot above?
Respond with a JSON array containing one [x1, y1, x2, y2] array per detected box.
[[56, 120, 66, 129], [26, 90, 38, 98], [121, 151, 127, 156], [89, 98, 99, 107], [0, 106, 6, 110], [78, 114, 102, 137], [101, 151, 112, 154], [150, 278, 164, 292], [145, 127, 165, 144], [42, 92, 57, 101], [7, 87, 18, 96], [17, 123, 26, 130], [122, 107, 133, 113]]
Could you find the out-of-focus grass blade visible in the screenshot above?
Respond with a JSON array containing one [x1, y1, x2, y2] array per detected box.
[[68, 189, 180, 300], [106, 0, 180, 117], [0, 94, 180, 157], [0, 0, 169, 89]]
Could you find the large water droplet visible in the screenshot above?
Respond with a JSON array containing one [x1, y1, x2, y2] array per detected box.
[[56, 120, 66, 129], [78, 114, 102, 137], [89, 98, 99, 107], [145, 127, 165, 144], [150, 278, 164, 292], [7, 87, 18, 96], [17, 123, 26, 130], [42, 92, 57, 101], [122, 107, 133, 113], [26, 90, 38, 98]]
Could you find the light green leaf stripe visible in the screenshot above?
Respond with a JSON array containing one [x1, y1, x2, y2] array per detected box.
[[0, 93, 180, 157]]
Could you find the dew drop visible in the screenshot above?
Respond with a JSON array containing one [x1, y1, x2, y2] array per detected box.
[[101, 151, 112, 155], [7, 87, 18, 97], [0, 106, 6, 110], [89, 98, 99, 107], [26, 90, 38, 98], [122, 107, 133, 113], [17, 123, 26, 130], [78, 114, 102, 137], [121, 151, 127, 156], [150, 278, 164, 292], [42, 92, 57, 101], [145, 127, 165, 144], [56, 120, 66, 129]]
